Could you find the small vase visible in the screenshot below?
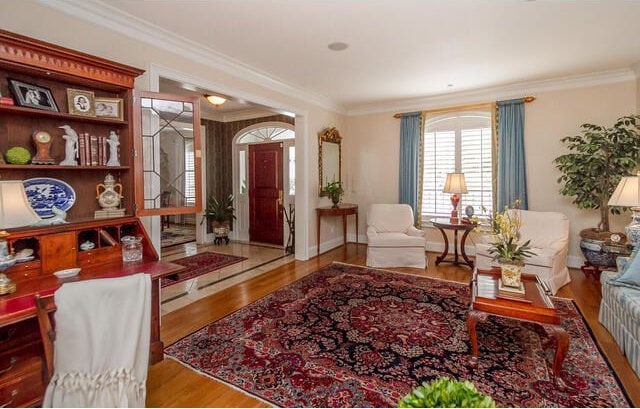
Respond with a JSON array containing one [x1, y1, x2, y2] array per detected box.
[[499, 262, 523, 288], [331, 195, 340, 208]]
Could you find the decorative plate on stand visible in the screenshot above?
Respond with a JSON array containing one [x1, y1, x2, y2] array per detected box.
[[23, 177, 76, 218]]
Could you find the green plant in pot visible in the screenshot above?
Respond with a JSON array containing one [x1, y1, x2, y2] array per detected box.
[[323, 181, 344, 208], [398, 377, 496, 408], [554, 114, 640, 267], [201, 194, 236, 237]]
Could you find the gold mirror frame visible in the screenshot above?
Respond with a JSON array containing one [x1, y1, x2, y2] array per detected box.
[[318, 127, 342, 196]]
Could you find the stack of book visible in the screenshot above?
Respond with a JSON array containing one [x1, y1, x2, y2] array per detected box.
[[78, 133, 112, 166], [498, 280, 531, 303]]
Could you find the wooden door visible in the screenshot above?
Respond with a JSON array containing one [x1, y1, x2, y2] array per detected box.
[[249, 143, 283, 245], [40, 232, 77, 274]]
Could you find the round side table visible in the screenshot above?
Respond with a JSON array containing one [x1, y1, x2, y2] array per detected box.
[[431, 218, 476, 269]]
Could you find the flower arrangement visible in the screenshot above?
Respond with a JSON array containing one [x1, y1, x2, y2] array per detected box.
[[482, 201, 535, 265], [323, 181, 344, 207], [398, 377, 496, 408]]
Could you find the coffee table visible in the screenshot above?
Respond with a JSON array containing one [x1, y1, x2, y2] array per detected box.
[[467, 268, 569, 388]]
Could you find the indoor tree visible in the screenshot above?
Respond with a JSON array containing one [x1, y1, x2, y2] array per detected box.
[[554, 114, 640, 235]]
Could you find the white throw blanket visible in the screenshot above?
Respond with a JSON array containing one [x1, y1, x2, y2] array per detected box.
[[43, 273, 151, 408]]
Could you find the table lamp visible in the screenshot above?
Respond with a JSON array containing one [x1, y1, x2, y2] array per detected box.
[[0, 180, 42, 295], [443, 173, 467, 220], [608, 173, 640, 246]]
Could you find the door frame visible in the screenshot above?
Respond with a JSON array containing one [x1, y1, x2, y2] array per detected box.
[[232, 122, 295, 246], [146, 64, 310, 261]]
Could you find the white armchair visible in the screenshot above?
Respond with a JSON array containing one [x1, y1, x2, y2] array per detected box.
[[366, 204, 427, 268], [474, 209, 571, 295]]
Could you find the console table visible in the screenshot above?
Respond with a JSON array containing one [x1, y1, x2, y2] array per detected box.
[[316, 204, 358, 254], [431, 218, 475, 269]]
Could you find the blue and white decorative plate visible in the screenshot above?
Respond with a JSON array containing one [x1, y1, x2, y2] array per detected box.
[[23, 177, 76, 219]]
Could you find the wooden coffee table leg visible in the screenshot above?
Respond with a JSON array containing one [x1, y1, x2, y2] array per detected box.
[[467, 310, 487, 366], [547, 324, 570, 389]]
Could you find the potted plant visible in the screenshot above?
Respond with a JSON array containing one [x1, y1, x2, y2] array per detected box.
[[201, 194, 236, 242], [482, 201, 535, 287], [398, 377, 496, 408], [554, 115, 640, 266], [323, 181, 344, 208]]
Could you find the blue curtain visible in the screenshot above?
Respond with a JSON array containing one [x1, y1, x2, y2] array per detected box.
[[497, 99, 528, 210], [399, 112, 422, 222]]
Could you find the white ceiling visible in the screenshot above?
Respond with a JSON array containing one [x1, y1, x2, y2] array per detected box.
[[61, 1, 640, 113]]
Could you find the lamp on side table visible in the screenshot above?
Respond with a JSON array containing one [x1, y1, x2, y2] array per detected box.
[[443, 173, 467, 221]]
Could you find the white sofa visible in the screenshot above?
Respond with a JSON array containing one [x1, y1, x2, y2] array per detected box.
[[366, 204, 427, 269], [474, 209, 571, 295]]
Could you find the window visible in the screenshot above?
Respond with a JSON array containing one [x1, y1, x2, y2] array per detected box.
[[421, 108, 494, 221]]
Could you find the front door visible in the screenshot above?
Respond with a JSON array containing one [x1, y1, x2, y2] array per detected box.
[[249, 142, 283, 245]]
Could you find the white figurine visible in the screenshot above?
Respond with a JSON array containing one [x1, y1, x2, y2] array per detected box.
[[58, 125, 79, 166], [106, 131, 120, 166]]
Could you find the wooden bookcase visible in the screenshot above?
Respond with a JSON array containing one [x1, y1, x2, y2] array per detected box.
[[0, 30, 181, 407]]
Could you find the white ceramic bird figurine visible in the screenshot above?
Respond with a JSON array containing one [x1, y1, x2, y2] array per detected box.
[[59, 124, 79, 166]]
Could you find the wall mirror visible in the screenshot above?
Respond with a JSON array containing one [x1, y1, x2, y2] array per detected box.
[[318, 127, 342, 196]]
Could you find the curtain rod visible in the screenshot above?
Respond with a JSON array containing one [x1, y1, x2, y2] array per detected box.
[[393, 96, 536, 118]]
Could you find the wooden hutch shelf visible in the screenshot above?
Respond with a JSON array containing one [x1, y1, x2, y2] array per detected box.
[[0, 29, 182, 407]]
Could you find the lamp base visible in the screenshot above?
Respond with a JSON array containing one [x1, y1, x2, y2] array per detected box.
[[625, 207, 640, 246], [450, 194, 460, 219]]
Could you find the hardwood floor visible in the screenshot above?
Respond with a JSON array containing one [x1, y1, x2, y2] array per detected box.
[[147, 243, 640, 407]]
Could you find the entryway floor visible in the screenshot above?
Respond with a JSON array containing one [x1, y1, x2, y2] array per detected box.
[[161, 224, 196, 248], [160, 241, 294, 315]]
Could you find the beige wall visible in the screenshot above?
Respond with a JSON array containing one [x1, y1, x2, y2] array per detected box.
[[347, 80, 638, 266], [1, 2, 638, 261], [0, 1, 346, 259]]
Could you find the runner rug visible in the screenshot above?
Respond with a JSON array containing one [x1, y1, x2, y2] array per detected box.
[[161, 252, 247, 288], [164, 262, 630, 407]]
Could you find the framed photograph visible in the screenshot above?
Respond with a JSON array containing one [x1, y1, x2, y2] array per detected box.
[[8, 79, 59, 112], [95, 97, 123, 120], [66, 88, 95, 116]]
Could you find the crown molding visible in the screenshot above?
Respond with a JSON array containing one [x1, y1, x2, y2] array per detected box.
[[36, 0, 345, 114], [347, 68, 637, 116]]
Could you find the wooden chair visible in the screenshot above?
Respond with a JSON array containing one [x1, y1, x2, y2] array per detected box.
[[34, 293, 56, 385], [33, 274, 151, 407]]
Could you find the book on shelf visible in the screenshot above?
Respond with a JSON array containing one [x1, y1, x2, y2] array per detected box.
[[78, 134, 86, 165], [90, 135, 99, 166]]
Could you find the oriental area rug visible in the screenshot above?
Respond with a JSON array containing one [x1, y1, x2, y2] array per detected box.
[[164, 262, 630, 408], [161, 252, 247, 288]]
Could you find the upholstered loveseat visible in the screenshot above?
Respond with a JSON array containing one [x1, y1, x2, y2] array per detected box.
[[475, 209, 571, 295], [599, 257, 640, 379]]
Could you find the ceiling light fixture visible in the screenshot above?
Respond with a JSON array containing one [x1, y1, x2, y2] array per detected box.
[[205, 95, 227, 107], [328, 42, 348, 51]]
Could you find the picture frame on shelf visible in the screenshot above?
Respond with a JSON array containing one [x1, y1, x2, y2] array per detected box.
[[95, 97, 123, 120], [66, 88, 95, 117], [8, 79, 59, 112]]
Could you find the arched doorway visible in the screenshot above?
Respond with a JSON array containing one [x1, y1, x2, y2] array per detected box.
[[232, 122, 295, 246]]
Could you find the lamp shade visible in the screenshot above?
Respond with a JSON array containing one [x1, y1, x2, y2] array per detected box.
[[0, 181, 41, 229], [608, 176, 640, 208], [443, 173, 468, 194], [205, 95, 226, 106]]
